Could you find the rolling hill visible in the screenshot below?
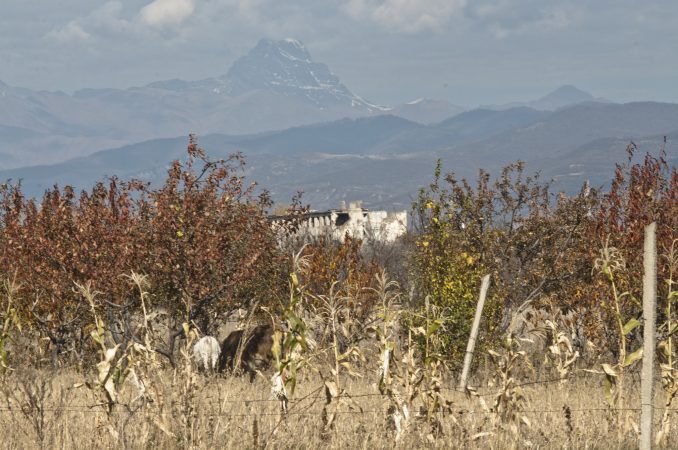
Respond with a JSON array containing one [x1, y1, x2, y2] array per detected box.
[[2, 101, 676, 210]]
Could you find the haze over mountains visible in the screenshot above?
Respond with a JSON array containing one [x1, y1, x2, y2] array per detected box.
[[1, 39, 676, 210], [486, 85, 608, 111], [0, 38, 386, 169]]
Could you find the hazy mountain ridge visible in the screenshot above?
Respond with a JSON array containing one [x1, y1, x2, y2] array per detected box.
[[388, 98, 467, 124], [486, 85, 609, 111], [436, 107, 549, 143], [2, 101, 676, 210], [0, 39, 384, 170], [2, 37, 673, 209], [448, 101, 678, 163], [0, 36, 610, 171]]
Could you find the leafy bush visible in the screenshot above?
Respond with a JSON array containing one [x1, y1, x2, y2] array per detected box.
[[410, 161, 597, 367], [0, 137, 285, 364]]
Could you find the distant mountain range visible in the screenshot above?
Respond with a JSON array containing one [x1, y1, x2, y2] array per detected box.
[[146, 38, 384, 113], [485, 85, 609, 111], [1, 39, 607, 170], [1, 38, 675, 210], [389, 98, 466, 124], [0, 39, 386, 170], [2, 101, 676, 210]]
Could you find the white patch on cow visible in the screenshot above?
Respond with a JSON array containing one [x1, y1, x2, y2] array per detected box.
[[193, 336, 221, 372]]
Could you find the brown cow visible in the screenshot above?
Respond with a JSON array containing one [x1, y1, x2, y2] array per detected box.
[[218, 324, 281, 381]]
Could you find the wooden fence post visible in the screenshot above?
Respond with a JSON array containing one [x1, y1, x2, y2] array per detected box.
[[640, 222, 657, 450], [459, 274, 491, 390]]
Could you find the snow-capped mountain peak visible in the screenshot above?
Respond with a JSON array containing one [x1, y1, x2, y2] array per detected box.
[[222, 38, 384, 112]]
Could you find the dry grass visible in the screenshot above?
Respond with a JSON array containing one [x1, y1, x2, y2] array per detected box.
[[0, 368, 676, 449]]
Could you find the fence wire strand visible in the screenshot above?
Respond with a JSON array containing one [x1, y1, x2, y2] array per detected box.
[[1, 370, 676, 417]]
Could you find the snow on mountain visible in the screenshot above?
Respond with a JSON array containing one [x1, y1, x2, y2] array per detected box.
[[145, 38, 386, 113], [220, 38, 385, 112], [390, 98, 466, 124], [0, 38, 393, 169], [406, 98, 425, 105]]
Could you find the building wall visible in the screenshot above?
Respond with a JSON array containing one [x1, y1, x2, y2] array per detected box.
[[273, 201, 407, 243]]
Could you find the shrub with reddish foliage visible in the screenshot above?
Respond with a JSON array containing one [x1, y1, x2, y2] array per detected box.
[[301, 234, 380, 321], [0, 137, 286, 363]]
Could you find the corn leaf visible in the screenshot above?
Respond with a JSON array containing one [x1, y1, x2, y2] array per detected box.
[[622, 318, 641, 336], [623, 347, 643, 367], [601, 363, 618, 378]]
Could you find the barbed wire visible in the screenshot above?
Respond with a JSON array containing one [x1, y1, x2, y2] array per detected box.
[[1, 404, 677, 415], [434, 372, 587, 397]]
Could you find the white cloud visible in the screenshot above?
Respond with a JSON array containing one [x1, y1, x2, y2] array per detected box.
[[490, 8, 575, 39], [139, 0, 196, 28], [45, 21, 91, 43], [468, 1, 580, 39], [43, 2, 139, 45], [472, 1, 509, 19], [343, 0, 467, 33]]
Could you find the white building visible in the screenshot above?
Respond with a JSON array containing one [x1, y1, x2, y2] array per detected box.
[[271, 201, 407, 243]]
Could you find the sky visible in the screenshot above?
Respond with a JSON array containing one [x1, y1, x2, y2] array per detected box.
[[1, 0, 677, 107]]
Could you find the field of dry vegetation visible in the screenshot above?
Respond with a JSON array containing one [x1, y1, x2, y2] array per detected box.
[[1, 369, 674, 449], [0, 138, 676, 448]]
